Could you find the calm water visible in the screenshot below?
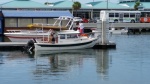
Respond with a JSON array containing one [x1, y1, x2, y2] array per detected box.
[[0, 34, 150, 84]]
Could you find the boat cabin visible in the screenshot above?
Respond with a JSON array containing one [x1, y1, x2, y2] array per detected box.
[[43, 30, 99, 44], [56, 30, 80, 44]]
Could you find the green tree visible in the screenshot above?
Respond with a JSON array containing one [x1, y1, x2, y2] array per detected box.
[[44, 2, 49, 5], [44, 2, 53, 5], [134, 0, 140, 10], [72, 1, 81, 16]]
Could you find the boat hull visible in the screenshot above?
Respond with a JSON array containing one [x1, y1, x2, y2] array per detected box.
[[4, 33, 50, 42], [109, 30, 128, 34], [34, 38, 98, 51]]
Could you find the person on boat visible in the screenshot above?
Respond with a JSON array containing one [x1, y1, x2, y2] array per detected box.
[[82, 18, 88, 23], [49, 33, 55, 44], [79, 23, 84, 34], [78, 23, 89, 37], [51, 34, 55, 44]]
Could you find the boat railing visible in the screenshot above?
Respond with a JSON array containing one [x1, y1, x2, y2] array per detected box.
[[38, 29, 53, 43], [33, 23, 51, 26], [6, 28, 52, 35], [45, 24, 54, 26], [33, 23, 63, 27], [6, 29, 44, 34], [28, 16, 75, 30], [7, 30, 22, 33]]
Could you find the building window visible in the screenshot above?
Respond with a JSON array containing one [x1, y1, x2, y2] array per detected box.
[[18, 18, 32, 27], [60, 34, 65, 39], [5, 18, 17, 27], [48, 18, 56, 24], [33, 18, 47, 24], [67, 34, 78, 39]]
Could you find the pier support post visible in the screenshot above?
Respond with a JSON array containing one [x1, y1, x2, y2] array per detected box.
[[96, 19, 109, 45], [96, 21, 102, 45], [94, 19, 116, 49], [93, 10, 116, 49], [101, 20, 109, 45]]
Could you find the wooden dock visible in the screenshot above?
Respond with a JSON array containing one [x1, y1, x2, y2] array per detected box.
[[93, 42, 116, 49], [0, 42, 26, 46], [0, 42, 26, 51], [0, 42, 116, 51]]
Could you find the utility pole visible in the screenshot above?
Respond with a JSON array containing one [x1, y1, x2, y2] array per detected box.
[[107, 0, 108, 9]]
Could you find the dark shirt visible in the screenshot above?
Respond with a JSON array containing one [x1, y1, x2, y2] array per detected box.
[[52, 37, 55, 41]]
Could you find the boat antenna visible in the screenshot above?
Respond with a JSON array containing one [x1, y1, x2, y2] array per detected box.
[[59, 18, 62, 31]]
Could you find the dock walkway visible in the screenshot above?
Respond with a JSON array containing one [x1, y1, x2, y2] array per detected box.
[[0, 42, 26, 46], [0, 42, 26, 51], [82, 23, 150, 28], [0, 42, 116, 51]]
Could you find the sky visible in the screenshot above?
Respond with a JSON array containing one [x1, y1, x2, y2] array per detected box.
[[0, 0, 120, 4]]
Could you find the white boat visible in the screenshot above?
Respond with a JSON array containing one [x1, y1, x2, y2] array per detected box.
[[109, 27, 128, 34], [109, 23, 128, 34], [4, 16, 79, 42], [4, 29, 52, 42], [34, 30, 100, 51], [28, 16, 75, 30]]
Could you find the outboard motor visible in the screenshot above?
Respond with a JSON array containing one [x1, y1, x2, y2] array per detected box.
[[24, 38, 36, 53]]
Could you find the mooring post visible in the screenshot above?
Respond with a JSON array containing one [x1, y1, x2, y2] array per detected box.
[[93, 10, 116, 49], [96, 20, 102, 45], [101, 19, 109, 45]]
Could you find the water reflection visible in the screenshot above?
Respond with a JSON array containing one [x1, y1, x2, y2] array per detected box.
[[0, 36, 11, 42], [0, 35, 3, 42], [0, 49, 112, 83], [32, 49, 111, 81], [0, 53, 4, 64], [1, 35, 150, 84], [95, 50, 109, 80]]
